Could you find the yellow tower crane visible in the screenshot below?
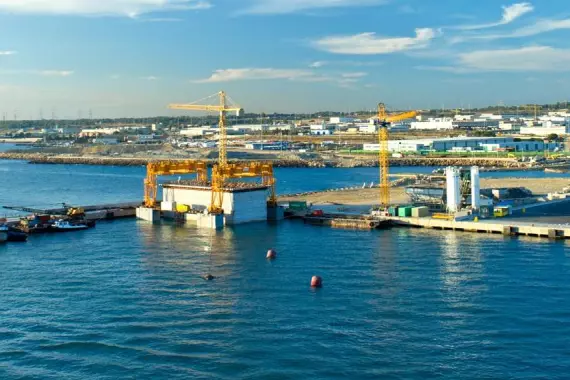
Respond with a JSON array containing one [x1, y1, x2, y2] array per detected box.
[[168, 92, 276, 215], [376, 103, 418, 209], [169, 91, 244, 168], [169, 92, 244, 214]]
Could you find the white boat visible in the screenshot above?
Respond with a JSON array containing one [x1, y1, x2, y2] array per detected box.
[[0, 225, 8, 243], [50, 220, 91, 232]]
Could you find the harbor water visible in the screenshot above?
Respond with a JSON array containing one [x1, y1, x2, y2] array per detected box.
[[2, 159, 570, 379]]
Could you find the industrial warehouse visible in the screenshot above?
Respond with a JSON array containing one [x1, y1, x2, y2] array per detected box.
[[363, 136, 561, 153]]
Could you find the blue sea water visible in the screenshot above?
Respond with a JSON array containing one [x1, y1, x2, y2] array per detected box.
[[2, 159, 570, 379]]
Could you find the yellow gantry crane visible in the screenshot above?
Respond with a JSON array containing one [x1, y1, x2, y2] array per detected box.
[[376, 103, 418, 208], [144, 160, 208, 208]]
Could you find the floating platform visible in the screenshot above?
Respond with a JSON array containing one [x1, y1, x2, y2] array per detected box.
[[303, 213, 392, 230]]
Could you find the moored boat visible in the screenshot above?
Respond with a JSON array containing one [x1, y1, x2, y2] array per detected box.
[[50, 219, 94, 232]]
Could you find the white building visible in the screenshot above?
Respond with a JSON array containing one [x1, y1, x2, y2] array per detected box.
[[180, 127, 218, 137], [454, 114, 474, 121], [329, 117, 355, 124], [410, 118, 454, 130], [363, 136, 561, 153], [359, 124, 379, 134], [479, 113, 504, 120], [520, 125, 570, 136]]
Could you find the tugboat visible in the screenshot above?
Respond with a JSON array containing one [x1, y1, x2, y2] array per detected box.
[[50, 219, 93, 232], [17, 215, 53, 234]]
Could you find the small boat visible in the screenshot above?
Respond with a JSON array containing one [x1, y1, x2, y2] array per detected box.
[[544, 167, 568, 174], [50, 220, 93, 232]]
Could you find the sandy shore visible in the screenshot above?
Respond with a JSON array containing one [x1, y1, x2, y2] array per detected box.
[[279, 178, 570, 206]]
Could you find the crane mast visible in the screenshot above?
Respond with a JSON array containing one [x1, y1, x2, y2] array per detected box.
[[378, 103, 390, 208], [218, 91, 228, 167], [376, 103, 418, 209]]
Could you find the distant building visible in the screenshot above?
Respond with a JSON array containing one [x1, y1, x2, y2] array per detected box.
[[363, 137, 561, 153], [410, 118, 454, 130], [329, 117, 355, 124], [520, 125, 570, 136], [92, 137, 119, 145]]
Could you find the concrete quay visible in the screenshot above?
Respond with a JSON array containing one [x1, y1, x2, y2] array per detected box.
[[389, 216, 570, 240]]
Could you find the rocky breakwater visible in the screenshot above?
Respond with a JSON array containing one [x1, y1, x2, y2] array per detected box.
[[0, 152, 530, 169], [0, 153, 152, 166]]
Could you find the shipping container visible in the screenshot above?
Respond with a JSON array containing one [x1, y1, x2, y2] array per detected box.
[[398, 206, 413, 217], [288, 201, 308, 211], [412, 206, 429, 218], [176, 204, 190, 213], [388, 206, 399, 217]]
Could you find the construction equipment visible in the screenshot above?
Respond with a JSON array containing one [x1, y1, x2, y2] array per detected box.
[[169, 91, 246, 214], [209, 162, 277, 214], [169, 92, 276, 215], [144, 160, 208, 208], [376, 103, 418, 208], [169, 91, 243, 168]]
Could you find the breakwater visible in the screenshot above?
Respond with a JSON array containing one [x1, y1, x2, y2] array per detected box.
[[0, 152, 531, 169]]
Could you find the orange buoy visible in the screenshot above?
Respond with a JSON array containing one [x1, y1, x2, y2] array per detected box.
[[311, 276, 323, 288], [266, 249, 277, 260]]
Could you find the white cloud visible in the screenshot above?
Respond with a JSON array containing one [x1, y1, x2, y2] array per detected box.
[[194, 67, 369, 88], [195, 68, 315, 83], [110, 74, 121, 79], [40, 70, 74, 77], [309, 61, 327, 68], [457, 18, 570, 42], [341, 72, 368, 78], [0, 50, 16, 55], [459, 46, 570, 71], [142, 76, 158, 80], [0, 0, 212, 17], [243, 0, 386, 15], [313, 28, 437, 55], [457, 2, 533, 30], [420, 46, 570, 73]]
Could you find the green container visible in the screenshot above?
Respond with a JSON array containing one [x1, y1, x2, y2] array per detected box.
[[398, 206, 412, 217], [388, 206, 399, 216], [288, 201, 308, 211]]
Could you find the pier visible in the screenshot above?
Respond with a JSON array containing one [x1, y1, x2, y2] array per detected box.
[[2, 202, 140, 224], [388, 216, 570, 239]]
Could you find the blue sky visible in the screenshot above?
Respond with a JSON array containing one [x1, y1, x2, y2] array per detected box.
[[0, 0, 569, 118]]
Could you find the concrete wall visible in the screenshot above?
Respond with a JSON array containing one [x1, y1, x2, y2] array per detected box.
[[163, 186, 268, 225], [231, 190, 268, 224]]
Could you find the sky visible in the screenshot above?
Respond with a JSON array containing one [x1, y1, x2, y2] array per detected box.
[[0, 0, 570, 118]]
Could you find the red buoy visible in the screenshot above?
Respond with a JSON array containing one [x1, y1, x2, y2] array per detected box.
[[266, 249, 277, 260], [311, 276, 323, 288]]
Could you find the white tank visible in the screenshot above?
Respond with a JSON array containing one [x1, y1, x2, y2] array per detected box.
[[446, 167, 461, 213], [471, 166, 481, 211]]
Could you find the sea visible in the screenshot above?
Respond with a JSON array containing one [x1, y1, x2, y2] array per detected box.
[[2, 151, 570, 379]]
